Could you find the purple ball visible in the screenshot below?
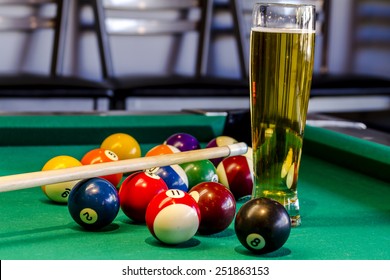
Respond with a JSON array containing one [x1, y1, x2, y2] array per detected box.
[[206, 136, 238, 166], [164, 133, 200, 152]]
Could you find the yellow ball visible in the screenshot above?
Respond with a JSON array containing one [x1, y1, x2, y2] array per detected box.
[[100, 133, 141, 160], [41, 155, 82, 203]]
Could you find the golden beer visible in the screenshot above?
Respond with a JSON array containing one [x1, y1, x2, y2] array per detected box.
[[250, 27, 315, 226]]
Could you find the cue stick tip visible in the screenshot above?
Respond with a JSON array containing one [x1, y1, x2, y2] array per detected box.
[[228, 142, 248, 156]]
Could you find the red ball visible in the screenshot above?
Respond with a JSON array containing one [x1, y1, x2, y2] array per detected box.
[[119, 171, 168, 223], [145, 189, 201, 245], [81, 148, 123, 188], [217, 155, 254, 200], [189, 182, 236, 235]]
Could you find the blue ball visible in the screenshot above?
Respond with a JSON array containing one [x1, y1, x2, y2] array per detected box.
[[68, 177, 120, 230], [153, 165, 189, 192]]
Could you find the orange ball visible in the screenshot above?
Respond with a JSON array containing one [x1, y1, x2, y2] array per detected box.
[[81, 148, 123, 188], [145, 144, 180, 157]]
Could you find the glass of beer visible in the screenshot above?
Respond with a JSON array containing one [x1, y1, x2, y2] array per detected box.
[[250, 3, 316, 227]]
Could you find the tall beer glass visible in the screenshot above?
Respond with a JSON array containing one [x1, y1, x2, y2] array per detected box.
[[250, 3, 316, 227]]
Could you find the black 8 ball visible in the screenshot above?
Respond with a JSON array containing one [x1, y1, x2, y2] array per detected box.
[[235, 197, 291, 254]]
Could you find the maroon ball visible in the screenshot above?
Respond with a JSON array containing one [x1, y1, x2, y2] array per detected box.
[[164, 133, 200, 152], [216, 155, 254, 200], [189, 182, 236, 235]]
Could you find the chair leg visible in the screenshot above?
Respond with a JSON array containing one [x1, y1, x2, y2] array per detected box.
[[197, 0, 213, 77], [51, 0, 70, 76], [230, 0, 248, 79], [111, 96, 126, 111], [89, 0, 115, 79]]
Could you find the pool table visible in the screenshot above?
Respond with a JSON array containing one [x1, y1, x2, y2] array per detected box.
[[0, 112, 389, 260]]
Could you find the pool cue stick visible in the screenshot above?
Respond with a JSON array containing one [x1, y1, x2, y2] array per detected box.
[[0, 142, 248, 193]]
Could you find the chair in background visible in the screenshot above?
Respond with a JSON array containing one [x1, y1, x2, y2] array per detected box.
[[228, 0, 390, 97], [346, 0, 390, 77], [314, 0, 390, 132], [0, 0, 114, 111], [212, 0, 390, 132], [81, 0, 249, 110], [207, 0, 249, 79], [309, 0, 390, 98]]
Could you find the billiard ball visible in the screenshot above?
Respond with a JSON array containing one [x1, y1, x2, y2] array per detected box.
[[41, 155, 83, 203], [81, 148, 123, 188], [100, 132, 141, 160], [235, 197, 291, 254], [164, 132, 200, 152], [68, 177, 120, 231], [119, 170, 168, 223], [151, 165, 189, 192], [180, 159, 218, 190], [189, 182, 236, 235], [280, 148, 299, 189], [145, 189, 201, 245], [206, 136, 238, 166], [145, 144, 180, 157], [217, 155, 254, 200]]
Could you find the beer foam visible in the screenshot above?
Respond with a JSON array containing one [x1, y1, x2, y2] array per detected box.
[[251, 26, 315, 34]]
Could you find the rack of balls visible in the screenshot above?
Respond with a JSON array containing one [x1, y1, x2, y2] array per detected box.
[[41, 132, 291, 254]]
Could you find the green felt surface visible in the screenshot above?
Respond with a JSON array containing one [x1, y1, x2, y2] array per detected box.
[[0, 114, 226, 146], [0, 114, 389, 260], [304, 125, 390, 182]]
